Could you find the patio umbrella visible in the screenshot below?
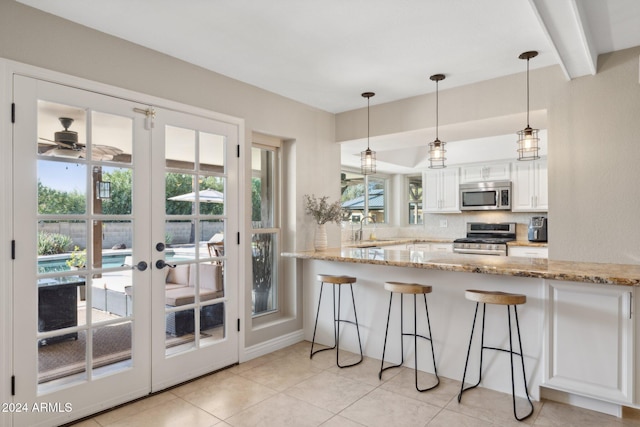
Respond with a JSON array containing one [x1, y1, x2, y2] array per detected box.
[[168, 188, 224, 203]]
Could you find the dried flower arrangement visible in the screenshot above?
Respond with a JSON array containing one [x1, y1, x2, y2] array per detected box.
[[303, 194, 343, 225]]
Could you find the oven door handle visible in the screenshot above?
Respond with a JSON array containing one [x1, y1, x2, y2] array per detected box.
[[453, 248, 505, 256]]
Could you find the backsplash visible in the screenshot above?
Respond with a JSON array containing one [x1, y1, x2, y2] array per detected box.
[[341, 211, 546, 243]]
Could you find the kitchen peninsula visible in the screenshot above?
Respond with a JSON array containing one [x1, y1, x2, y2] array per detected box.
[[283, 247, 640, 416]]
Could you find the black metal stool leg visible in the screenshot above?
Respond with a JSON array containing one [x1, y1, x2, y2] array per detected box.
[[379, 293, 405, 378], [310, 281, 336, 359], [415, 293, 439, 392], [346, 283, 364, 366], [333, 282, 363, 368], [508, 305, 534, 421], [458, 302, 483, 402]]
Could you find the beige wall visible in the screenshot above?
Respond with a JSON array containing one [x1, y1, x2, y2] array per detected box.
[[337, 48, 640, 264], [0, 0, 341, 347]]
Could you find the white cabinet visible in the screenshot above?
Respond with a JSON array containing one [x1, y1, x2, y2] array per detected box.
[[424, 168, 460, 213], [508, 246, 548, 258], [544, 280, 634, 404], [512, 159, 548, 212], [382, 244, 409, 250], [407, 243, 453, 253], [460, 161, 511, 183]]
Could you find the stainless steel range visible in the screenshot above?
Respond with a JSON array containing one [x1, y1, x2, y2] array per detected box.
[[453, 222, 516, 256]]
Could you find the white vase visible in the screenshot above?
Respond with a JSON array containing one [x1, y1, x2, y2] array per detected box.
[[314, 224, 328, 251]]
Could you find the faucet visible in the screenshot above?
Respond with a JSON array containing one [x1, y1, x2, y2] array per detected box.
[[355, 215, 375, 241]]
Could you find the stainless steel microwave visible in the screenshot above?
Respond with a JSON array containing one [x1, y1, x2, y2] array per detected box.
[[459, 181, 512, 211]]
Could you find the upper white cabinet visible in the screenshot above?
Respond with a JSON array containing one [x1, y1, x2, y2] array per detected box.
[[460, 161, 511, 183], [544, 280, 634, 404], [424, 168, 460, 213], [512, 158, 548, 212]]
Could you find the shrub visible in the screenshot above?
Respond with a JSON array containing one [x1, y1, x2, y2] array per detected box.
[[38, 232, 73, 255]]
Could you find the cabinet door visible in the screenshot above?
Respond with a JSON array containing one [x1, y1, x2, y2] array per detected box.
[[423, 171, 440, 212], [430, 243, 453, 253], [534, 160, 548, 210], [508, 246, 548, 258], [544, 281, 634, 403], [512, 162, 534, 211], [461, 162, 510, 183], [440, 168, 460, 212]]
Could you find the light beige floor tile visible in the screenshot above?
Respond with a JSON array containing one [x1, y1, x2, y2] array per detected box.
[[320, 415, 366, 426], [238, 353, 322, 391], [306, 346, 363, 370], [380, 367, 459, 408], [533, 400, 630, 426], [92, 392, 179, 426], [171, 368, 237, 397], [98, 398, 221, 427], [181, 374, 278, 420], [447, 386, 539, 426], [284, 370, 375, 414], [226, 351, 284, 374], [339, 387, 440, 427], [326, 356, 400, 386], [225, 393, 333, 427], [427, 408, 499, 426]]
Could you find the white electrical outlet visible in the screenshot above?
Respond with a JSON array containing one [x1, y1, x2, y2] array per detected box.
[[440, 219, 448, 227]]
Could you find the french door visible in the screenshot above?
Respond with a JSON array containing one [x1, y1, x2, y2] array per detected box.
[[12, 75, 239, 426]]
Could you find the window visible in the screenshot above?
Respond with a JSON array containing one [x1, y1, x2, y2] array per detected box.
[[341, 170, 387, 224], [407, 174, 423, 224], [251, 142, 280, 316]]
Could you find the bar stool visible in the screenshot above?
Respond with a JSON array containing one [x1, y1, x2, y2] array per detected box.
[[310, 274, 363, 368], [458, 290, 534, 421], [379, 281, 439, 392]]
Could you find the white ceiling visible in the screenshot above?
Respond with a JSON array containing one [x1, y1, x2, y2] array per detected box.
[[18, 0, 640, 172]]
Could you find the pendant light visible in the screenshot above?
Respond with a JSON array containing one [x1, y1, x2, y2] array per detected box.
[[360, 92, 376, 175], [428, 74, 446, 169], [517, 51, 540, 161]]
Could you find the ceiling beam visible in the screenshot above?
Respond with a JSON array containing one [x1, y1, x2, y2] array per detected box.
[[529, 0, 598, 80]]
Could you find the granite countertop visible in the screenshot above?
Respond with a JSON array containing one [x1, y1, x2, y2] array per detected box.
[[282, 247, 640, 286]]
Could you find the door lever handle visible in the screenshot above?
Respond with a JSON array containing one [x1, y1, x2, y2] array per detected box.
[[132, 261, 148, 271], [155, 259, 176, 269]]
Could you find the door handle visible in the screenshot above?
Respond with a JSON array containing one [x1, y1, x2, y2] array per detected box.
[[155, 259, 176, 269], [132, 261, 148, 271]]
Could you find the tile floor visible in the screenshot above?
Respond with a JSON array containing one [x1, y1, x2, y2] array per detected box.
[[70, 341, 640, 427]]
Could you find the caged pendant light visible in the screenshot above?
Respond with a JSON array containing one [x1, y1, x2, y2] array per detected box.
[[360, 92, 376, 175], [517, 51, 540, 161], [428, 74, 446, 169]]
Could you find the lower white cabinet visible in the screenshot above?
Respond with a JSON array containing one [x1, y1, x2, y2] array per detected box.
[[508, 246, 548, 258], [544, 280, 634, 404], [406, 243, 453, 253]]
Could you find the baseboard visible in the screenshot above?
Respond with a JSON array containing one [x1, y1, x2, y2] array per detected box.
[[240, 329, 304, 363], [540, 386, 622, 417]]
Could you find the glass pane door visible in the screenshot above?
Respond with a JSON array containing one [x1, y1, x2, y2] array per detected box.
[[150, 108, 238, 391], [12, 76, 152, 426]]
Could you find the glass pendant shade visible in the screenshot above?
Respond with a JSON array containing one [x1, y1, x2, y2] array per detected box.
[[428, 74, 446, 169], [361, 92, 376, 175], [517, 51, 540, 161], [361, 147, 376, 174], [428, 138, 446, 169]]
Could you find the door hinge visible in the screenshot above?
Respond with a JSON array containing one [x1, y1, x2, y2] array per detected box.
[[237, 232, 240, 245], [133, 107, 155, 130], [11, 375, 15, 396], [11, 103, 15, 123], [237, 144, 240, 158], [11, 240, 15, 260], [237, 318, 240, 332]]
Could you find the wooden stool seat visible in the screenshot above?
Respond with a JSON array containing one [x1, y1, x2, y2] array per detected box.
[[316, 274, 357, 285], [385, 281, 432, 294], [465, 290, 526, 306]]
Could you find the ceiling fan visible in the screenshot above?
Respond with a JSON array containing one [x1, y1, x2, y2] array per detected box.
[[38, 117, 124, 161]]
